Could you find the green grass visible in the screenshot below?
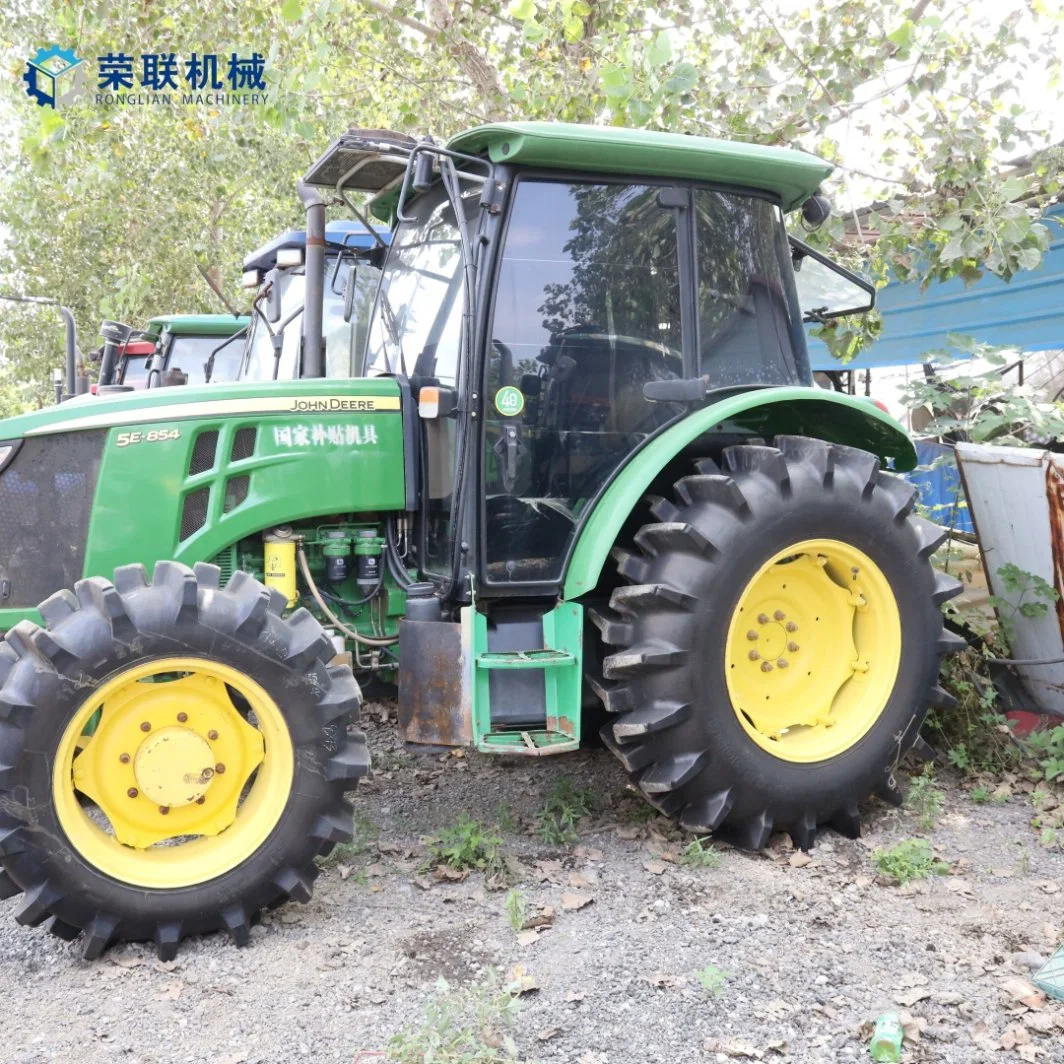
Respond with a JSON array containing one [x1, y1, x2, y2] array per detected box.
[[970, 786, 992, 804], [428, 815, 503, 873], [906, 769, 944, 831], [317, 808, 379, 867], [678, 837, 722, 869], [872, 838, 950, 885], [693, 964, 729, 995], [387, 972, 523, 1063], [537, 780, 596, 845], [503, 888, 526, 933]]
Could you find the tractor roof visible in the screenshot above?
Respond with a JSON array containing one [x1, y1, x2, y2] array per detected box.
[[144, 314, 250, 338], [447, 122, 832, 212], [242, 220, 391, 272]]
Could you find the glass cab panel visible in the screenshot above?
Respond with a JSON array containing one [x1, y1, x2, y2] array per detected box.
[[482, 179, 684, 584]]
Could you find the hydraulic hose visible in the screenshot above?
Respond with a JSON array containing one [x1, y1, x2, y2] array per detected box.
[[297, 543, 398, 647], [385, 517, 416, 588]]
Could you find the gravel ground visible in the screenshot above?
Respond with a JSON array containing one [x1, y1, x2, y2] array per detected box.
[[2, 698, 1063, 1064]]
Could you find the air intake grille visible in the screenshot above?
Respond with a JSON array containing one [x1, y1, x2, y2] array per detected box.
[[189, 431, 219, 474], [180, 488, 210, 540], [209, 546, 238, 587], [223, 475, 249, 513], [231, 427, 256, 461], [0, 432, 104, 607]]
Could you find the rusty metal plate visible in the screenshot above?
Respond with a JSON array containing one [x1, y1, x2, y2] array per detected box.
[[397, 620, 470, 747]]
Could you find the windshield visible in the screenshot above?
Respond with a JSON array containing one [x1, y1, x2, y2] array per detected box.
[[790, 239, 875, 321], [241, 255, 377, 380], [117, 355, 150, 386], [364, 183, 479, 384], [168, 336, 243, 384]]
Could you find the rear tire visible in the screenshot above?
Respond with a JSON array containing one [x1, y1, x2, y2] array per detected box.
[[590, 436, 965, 850], [0, 561, 368, 959]]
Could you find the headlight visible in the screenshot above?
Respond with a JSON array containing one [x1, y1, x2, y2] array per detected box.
[[241, 269, 261, 289], [275, 247, 303, 268]]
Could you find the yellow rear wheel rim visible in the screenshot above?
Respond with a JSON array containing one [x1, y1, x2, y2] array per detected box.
[[724, 538, 901, 764], [53, 657, 294, 889]]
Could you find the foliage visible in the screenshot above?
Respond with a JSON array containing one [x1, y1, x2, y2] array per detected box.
[[969, 785, 991, 804], [693, 964, 729, 995], [1, 1, 1062, 406], [906, 768, 944, 831], [872, 838, 949, 885], [503, 888, 526, 933], [990, 562, 1061, 648], [677, 837, 723, 869], [898, 338, 1064, 448], [387, 972, 523, 1064], [428, 815, 503, 872], [1026, 725, 1064, 783], [317, 808, 379, 867], [536, 780, 595, 845]]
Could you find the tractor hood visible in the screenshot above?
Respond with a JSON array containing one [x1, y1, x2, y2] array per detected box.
[[0, 378, 402, 441]]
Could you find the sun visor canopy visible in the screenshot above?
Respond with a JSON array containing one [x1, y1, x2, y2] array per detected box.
[[302, 128, 416, 192]]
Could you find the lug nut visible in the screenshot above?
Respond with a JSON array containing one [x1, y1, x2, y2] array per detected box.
[[777, 658, 789, 669], [140, 721, 151, 732], [177, 712, 188, 723], [757, 613, 769, 624], [786, 621, 798, 632], [747, 630, 759, 641], [119, 753, 130, 764], [748, 650, 760, 661], [215, 763, 226, 774], [788, 642, 799, 652], [208, 730, 219, 741], [159, 806, 169, 815], [774, 610, 786, 621], [760, 661, 773, 673], [127, 787, 138, 798]]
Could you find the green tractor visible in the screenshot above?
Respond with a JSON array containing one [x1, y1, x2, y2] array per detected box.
[[0, 123, 962, 960]]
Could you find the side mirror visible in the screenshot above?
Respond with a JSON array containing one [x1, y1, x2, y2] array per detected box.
[[342, 266, 358, 323], [265, 269, 283, 323], [520, 373, 542, 397]]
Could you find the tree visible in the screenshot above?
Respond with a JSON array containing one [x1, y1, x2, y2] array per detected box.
[[0, 0, 1060, 412]]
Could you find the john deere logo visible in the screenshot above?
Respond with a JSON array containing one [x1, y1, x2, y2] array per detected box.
[[494, 386, 525, 417], [23, 46, 86, 108]]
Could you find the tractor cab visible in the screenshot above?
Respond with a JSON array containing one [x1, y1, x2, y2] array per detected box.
[[229, 220, 389, 383], [145, 314, 250, 386]]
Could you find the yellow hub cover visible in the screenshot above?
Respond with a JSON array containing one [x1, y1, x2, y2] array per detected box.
[[134, 727, 216, 808], [724, 538, 901, 763], [54, 657, 293, 889]]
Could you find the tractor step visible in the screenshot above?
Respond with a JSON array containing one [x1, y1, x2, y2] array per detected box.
[[467, 602, 583, 755]]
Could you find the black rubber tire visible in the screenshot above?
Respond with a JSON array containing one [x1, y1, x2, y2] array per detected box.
[[589, 436, 966, 851], [0, 561, 369, 960]]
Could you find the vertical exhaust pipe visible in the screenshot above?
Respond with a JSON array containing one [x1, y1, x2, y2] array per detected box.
[[298, 178, 326, 379], [58, 306, 77, 400]]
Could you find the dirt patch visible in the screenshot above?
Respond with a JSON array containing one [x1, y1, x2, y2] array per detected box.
[[0, 699, 1062, 1064]]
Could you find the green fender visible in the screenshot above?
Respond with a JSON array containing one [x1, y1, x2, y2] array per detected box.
[[563, 387, 917, 599]]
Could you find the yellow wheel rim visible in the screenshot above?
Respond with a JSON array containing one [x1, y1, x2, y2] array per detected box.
[[724, 538, 901, 764], [53, 657, 294, 889]]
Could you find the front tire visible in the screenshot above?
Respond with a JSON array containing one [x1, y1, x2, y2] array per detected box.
[[590, 436, 965, 850], [0, 561, 368, 959]]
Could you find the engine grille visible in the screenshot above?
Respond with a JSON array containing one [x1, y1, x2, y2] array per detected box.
[[0, 432, 104, 608]]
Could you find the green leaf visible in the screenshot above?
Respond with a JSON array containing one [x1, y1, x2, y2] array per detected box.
[[647, 31, 673, 69], [522, 18, 547, 43], [563, 14, 584, 42], [281, 0, 304, 22], [600, 65, 633, 99], [1000, 175, 1029, 201], [940, 232, 965, 263], [663, 61, 698, 95], [628, 97, 654, 124], [939, 213, 964, 231], [509, 0, 536, 20], [1016, 246, 1042, 271], [887, 20, 915, 50]]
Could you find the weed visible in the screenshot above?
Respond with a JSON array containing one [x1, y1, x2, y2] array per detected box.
[[970, 786, 992, 804], [907, 769, 944, 831], [1027, 724, 1064, 783], [694, 964, 729, 996], [504, 888, 526, 933], [872, 838, 950, 885], [993, 790, 1011, 805], [678, 837, 722, 869], [494, 801, 519, 835], [1016, 849, 1032, 875], [537, 780, 595, 846], [387, 971, 522, 1063], [429, 815, 503, 873], [620, 797, 660, 824]]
